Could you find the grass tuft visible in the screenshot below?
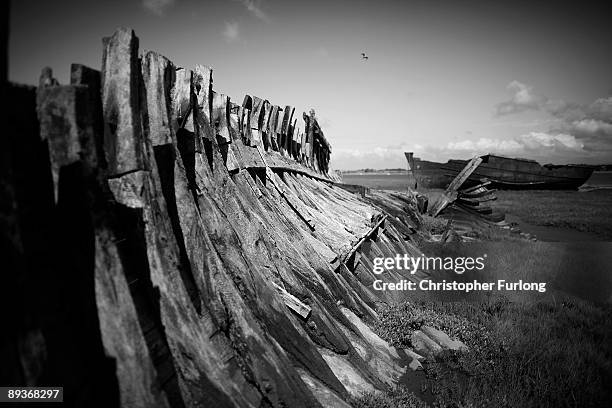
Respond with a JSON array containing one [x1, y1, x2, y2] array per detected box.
[[420, 215, 449, 235], [351, 387, 429, 408]]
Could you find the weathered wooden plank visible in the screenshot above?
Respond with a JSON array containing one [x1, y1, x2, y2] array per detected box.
[[37, 85, 97, 201], [288, 118, 299, 159], [141, 51, 175, 146], [38, 66, 59, 89], [294, 127, 302, 160], [429, 156, 483, 217], [260, 99, 272, 150], [271, 282, 312, 319], [241, 107, 252, 144], [470, 205, 493, 214], [275, 106, 285, 153], [459, 180, 491, 193], [236, 105, 245, 140], [456, 194, 497, 204], [268, 105, 281, 151], [342, 215, 387, 265], [227, 109, 264, 170], [107, 170, 148, 208], [255, 145, 316, 230], [282, 105, 295, 154], [459, 187, 497, 198], [447, 156, 483, 192], [210, 92, 242, 172], [172, 68, 194, 133], [228, 109, 243, 144], [94, 227, 173, 408], [334, 183, 369, 198], [304, 112, 315, 167], [212, 92, 231, 144], [249, 96, 266, 144], [101, 28, 144, 176], [70, 64, 106, 169]]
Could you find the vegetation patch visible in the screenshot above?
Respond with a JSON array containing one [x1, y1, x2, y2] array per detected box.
[[420, 215, 449, 235], [351, 387, 429, 408], [367, 298, 612, 407]]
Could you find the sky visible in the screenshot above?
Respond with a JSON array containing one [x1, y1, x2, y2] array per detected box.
[[8, 0, 612, 170]]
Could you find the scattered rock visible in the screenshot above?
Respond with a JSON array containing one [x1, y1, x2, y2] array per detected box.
[[405, 348, 426, 363], [421, 326, 468, 352], [408, 358, 423, 371], [411, 330, 443, 359]]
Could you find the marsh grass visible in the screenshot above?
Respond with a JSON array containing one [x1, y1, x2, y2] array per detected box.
[[494, 190, 612, 240], [418, 241, 612, 304], [361, 298, 612, 408], [355, 241, 612, 407], [420, 215, 448, 235], [350, 387, 429, 408], [416, 187, 612, 240]]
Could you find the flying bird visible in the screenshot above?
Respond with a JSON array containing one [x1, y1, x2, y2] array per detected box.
[[361, 52, 368, 61]]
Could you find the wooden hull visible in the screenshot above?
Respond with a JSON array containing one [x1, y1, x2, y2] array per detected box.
[[407, 153, 594, 190]]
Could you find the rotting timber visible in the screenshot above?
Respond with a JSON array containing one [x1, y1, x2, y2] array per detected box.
[[2, 28, 467, 407]]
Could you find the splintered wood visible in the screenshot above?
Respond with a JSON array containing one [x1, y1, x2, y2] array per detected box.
[[429, 157, 506, 230], [429, 156, 482, 217]]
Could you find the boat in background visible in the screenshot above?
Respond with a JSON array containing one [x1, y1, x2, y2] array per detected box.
[[405, 152, 595, 190]]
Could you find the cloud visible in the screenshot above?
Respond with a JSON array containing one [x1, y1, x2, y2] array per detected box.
[[586, 97, 612, 122], [571, 119, 612, 138], [439, 132, 585, 160], [493, 81, 612, 159], [332, 85, 612, 170], [565, 118, 612, 154], [494, 81, 612, 123], [517, 132, 584, 152], [232, 0, 268, 21], [142, 0, 175, 16], [447, 137, 523, 153], [223, 21, 240, 42], [494, 81, 544, 116], [330, 131, 597, 170], [494, 80, 584, 120]]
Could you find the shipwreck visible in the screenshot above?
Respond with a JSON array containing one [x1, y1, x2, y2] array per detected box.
[[405, 152, 594, 190], [1, 28, 474, 407]]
